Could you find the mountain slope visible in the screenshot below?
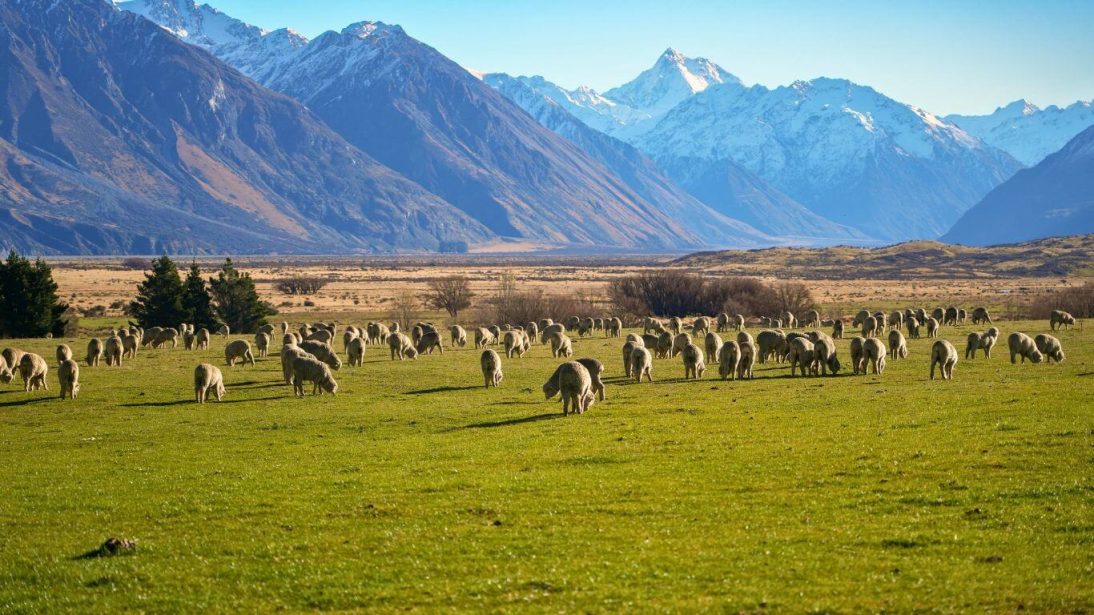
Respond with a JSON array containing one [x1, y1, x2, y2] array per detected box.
[[942, 126, 1094, 246], [0, 0, 491, 254], [484, 73, 867, 245], [605, 48, 741, 121], [946, 99, 1094, 166]]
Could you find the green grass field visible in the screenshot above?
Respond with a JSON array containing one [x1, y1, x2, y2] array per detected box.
[[0, 320, 1090, 612]]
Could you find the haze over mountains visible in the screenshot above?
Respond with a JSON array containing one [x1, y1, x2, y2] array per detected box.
[[0, 0, 1090, 254]]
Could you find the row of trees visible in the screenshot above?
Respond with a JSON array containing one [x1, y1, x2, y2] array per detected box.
[[0, 251, 74, 338], [129, 257, 274, 333]]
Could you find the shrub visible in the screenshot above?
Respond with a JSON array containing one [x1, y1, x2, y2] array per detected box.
[[1025, 282, 1094, 319], [120, 257, 147, 270], [422, 276, 474, 317], [477, 289, 597, 327], [608, 271, 817, 319], [276, 276, 329, 295]]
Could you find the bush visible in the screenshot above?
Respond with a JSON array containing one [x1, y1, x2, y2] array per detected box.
[[477, 289, 597, 327], [608, 271, 817, 319], [276, 276, 329, 295], [83, 305, 107, 318], [121, 257, 147, 270], [1025, 282, 1094, 319]]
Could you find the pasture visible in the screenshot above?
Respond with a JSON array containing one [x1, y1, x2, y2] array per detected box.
[[0, 318, 1090, 612]]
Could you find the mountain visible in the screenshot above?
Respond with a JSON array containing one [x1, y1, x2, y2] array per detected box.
[[125, 3, 777, 250], [633, 76, 1023, 241], [942, 126, 1094, 246], [484, 74, 868, 245], [946, 99, 1094, 166], [604, 48, 741, 121], [0, 0, 491, 255]]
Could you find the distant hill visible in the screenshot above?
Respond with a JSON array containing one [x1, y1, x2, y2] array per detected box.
[[673, 235, 1094, 279]]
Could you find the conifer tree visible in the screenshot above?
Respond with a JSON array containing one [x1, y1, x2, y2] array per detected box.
[[209, 258, 274, 333], [0, 250, 67, 338], [181, 262, 218, 331], [128, 256, 186, 329]]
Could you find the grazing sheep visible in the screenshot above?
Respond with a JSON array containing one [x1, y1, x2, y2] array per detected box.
[[888, 330, 908, 360], [291, 356, 338, 397], [681, 343, 706, 379], [692, 317, 711, 337], [862, 316, 880, 339], [852, 310, 871, 327], [18, 353, 48, 392], [503, 330, 526, 359], [258, 323, 276, 337], [849, 336, 866, 375], [667, 317, 683, 335], [224, 340, 256, 367], [643, 317, 662, 334], [450, 325, 468, 348], [55, 344, 72, 365], [346, 337, 366, 367], [716, 313, 730, 332], [783, 312, 798, 329], [217, 324, 230, 337], [152, 328, 179, 349], [655, 332, 673, 359], [734, 314, 746, 332], [548, 331, 574, 358], [538, 318, 554, 332], [593, 318, 604, 332], [737, 331, 754, 346], [832, 320, 844, 339], [906, 317, 921, 339], [606, 317, 622, 338], [307, 329, 333, 345], [280, 322, 290, 335], [630, 346, 654, 383], [525, 322, 539, 344], [1007, 332, 1043, 364], [786, 337, 816, 377], [971, 307, 992, 325], [931, 307, 945, 322], [737, 341, 755, 380], [299, 340, 342, 370], [3, 349, 27, 373], [255, 332, 271, 357], [704, 332, 723, 364], [958, 308, 967, 324], [626, 333, 642, 345], [85, 338, 103, 367], [481, 349, 503, 388], [416, 331, 444, 355], [183, 330, 196, 350], [411, 325, 424, 347], [755, 330, 788, 364], [944, 306, 959, 326], [718, 341, 740, 380], [925, 317, 940, 338], [55, 359, 80, 400], [387, 333, 416, 361], [474, 327, 495, 349], [577, 318, 594, 337], [930, 340, 959, 380], [862, 338, 887, 375], [811, 334, 841, 375], [770, 318, 783, 329], [543, 361, 595, 415], [280, 344, 311, 385], [121, 334, 139, 359], [540, 323, 565, 344], [914, 308, 928, 324], [193, 363, 225, 403], [576, 357, 606, 401], [195, 328, 211, 350], [1034, 334, 1065, 363], [104, 337, 123, 366], [965, 331, 997, 359], [671, 333, 692, 358], [641, 333, 659, 349], [487, 325, 503, 343], [141, 326, 163, 347], [622, 341, 638, 378], [802, 309, 821, 328], [1050, 310, 1076, 331], [888, 311, 904, 331], [565, 316, 581, 331]]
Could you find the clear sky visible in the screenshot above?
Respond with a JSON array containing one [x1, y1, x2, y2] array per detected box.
[[206, 0, 1094, 116]]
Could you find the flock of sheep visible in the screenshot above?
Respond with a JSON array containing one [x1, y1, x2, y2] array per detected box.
[[0, 307, 1077, 415]]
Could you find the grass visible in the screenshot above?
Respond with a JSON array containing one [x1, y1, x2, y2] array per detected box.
[[0, 319, 1090, 612]]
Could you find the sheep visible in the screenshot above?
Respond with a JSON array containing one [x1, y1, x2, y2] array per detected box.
[[2, 349, 26, 374], [57, 359, 80, 399], [487, 325, 503, 343], [118, 334, 138, 360], [786, 337, 816, 377], [862, 338, 887, 375], [474, 327, 495, 349], [670, 332, 692, 358], [931, 307, 945, 322], [387, 332, 415, 361], [417, 330, 444, 355], [755, 330, 788, 364], [930, 340, 959, 380], [958, 308, 967, 324], [643, 317, 663, 334], [681, 343, 706, 379], [565, 316, 581, 331], [346, 337, 366, 367], [737, 340, 755, 380], [887, 311, 903, 331], [481, 349, 503, 388], [194, 363, 225, 403], [280, 321, 290, 335], [503, 330, 526, 358], [183, 330, 196, 350], [217, 324, 230, 337], [577, 318, 594, 337], [1034, 334, 1065, 364], [299, 340, 342, 370], [18, 353, 48, 392], [852, 310, 871, 327], [224, 340, 256, 367], [548, 331, 573, 358], [667, 317, 683, 335], [195, 328, 211, 350], [450, 325, 468, 348], [625, 333, 642, 345], [141, 326, 163, 347], [704, 332, 723, 364], [692, 316, 711, 337], [622, 341, 638, 378], [783, 312, 798, 329], [151, 328, 179, 349], [861, 316, 880, 339], [849, 336, 866, 375], [971, 307, 992, 325], [914, 308, 928, 324], [291, 356, 338, 397], [1007, 332, 1043, 364], [832, 320, 844, 339], [606, 317, 622, 338], [770, 318, 783, 329], [655, 332, 673, 359], [307, 329, 333, 345], [1050, 310, 1076, 331], [254, 332, 271, 357], [576, 358, 606, 401], [85, 338, 103, 367], [525, 322, 539, 344], [925, 317, 940, 338], [718, 341, 740, 380], [944, 306, 959, 326], [733, 314, 746, 332], [905, 317, 921, 339], [410, 325, 424, 348], [811, 334, 841, 375], [280, 344, 311, 384], [258, 323, 276, 337], [888, 330, 908, 360], [716, 313, 730, 332], [802, 309, 821, 328], [538, 318, 554, 332], [630, 346, 653, 383], [641, 333, 660, 349], [543, 361, 595, 415], [55, 344, 72, 365], [103, 337, 123, 366], [540, 323, 566, 344], [965, 332, 996, 359], [736, 328, 753, 346], [593, 318, 604, 332]]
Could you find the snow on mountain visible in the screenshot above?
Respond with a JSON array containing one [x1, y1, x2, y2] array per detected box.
[[604, 48, 743, 120], [946, 99, 1094, 166], [487, 75, 653, 135], [633, 77, 1021, 240]]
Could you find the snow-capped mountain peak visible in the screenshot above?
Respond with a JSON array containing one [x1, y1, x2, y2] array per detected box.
[[116, 0, 264, 48], [604, 48, 743, 118], [341, 21, 404, 39], [946, 98, 1094, 165]]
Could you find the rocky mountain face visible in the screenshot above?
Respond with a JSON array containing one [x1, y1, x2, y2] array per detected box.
[[946, 99, 1094, 166], [942, 126, 1094, 246]]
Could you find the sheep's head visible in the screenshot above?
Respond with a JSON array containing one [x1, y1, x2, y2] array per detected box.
[[0, 368, 12, 384], [542, 379, 559, 400], [827, 355, 841, 374], [1029, 350, 1044, 364], [321, 377, 338, 395]]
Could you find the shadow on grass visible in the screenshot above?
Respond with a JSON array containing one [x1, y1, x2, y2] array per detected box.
[[458, 412, 564, 430], [121, 395, 284, 408], [0, 396, 53, 408], [405, 385, 482, 395]]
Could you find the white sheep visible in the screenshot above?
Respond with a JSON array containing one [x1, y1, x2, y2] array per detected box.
[[631, 346, 653, 383], [503, 330, 526, 359], [906, 317, 921, 339], [194, 363, 225, 403], [811, 334, 841, 375], [862, 338, 887, 375], [930, 339, 959, 380], [416, 331, 444, 355], [307, 329, 333, 344], [122, 334, 139, 359], [299, 340, 343, 370], [889, 311, 904, 331], [1007, 332, 1043, 364], [1034, 334, 1065, 364], [718, 340, 740, 380], [606, 317, 622, 338], [281, 344, 311, 385], [548, 331, 573, 358], [681, 343, 706, 379], [55, 344, 72, 365], [786, 337, 816, 377], [104, 337, 124, 366], [388, 332, 416, 361], [716, 313, 730, 332], [802, 310, 821, 328], [224, 340, 256, 367], [755, 330, 787, 364], [195, 328, 211, 350], [481, 349, 503, 388], [576, 358, 606, 401], [18, 353, 48, 392], [888, 330, 908, 360], [1049, 310, 1076, 331], [832, 320, 844, 339], [670, 332, 692, 358], [621, 341, 638, 378], [58, 359, 79, 399], [526, 322, 539, 344], [862, 316, 880, 339], [217, 324, 230, 337], [255, 332, 271, 357], [347, 337, 366, 367], [654, 332, 673, 359], [542, 361, 595, 415], [849, 336, 866, 375], [704, 332, 723, 365], [971, 307, 992, 325], [291, 356, 338, 397], [692, 316, 711, 337], [737, 341, 755, 380], [925, 317, 940, 338], [450, 325, 468, 348], [86, 338, 103, 367]]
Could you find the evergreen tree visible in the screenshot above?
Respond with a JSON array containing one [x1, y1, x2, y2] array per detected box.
[[0, 250, 67, 338], [209, 258, 274, 334], [181, 262, 219, 331], [128, 256, 186, 329]]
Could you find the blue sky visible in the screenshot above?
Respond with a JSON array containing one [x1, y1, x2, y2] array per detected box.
[[208, 0, 1094, 115]]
